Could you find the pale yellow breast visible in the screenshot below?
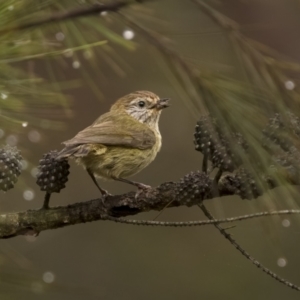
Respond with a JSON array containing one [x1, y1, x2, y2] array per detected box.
[[78, 129, 162, 180]]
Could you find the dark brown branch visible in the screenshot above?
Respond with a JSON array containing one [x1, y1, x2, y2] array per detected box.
[[0, 173, 221, 238], [0, 171, 292, 239], [0, 0, 151, 35], [0, 180, 188, 239]]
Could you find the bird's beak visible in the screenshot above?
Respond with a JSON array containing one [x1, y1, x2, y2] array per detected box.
[[156, 98, 170, 110]]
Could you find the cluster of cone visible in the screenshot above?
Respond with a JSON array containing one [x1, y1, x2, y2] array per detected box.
[[0, 145, 22, 192], [192, 112, 300, 199], [36, 150, 70, 194], [0, 147, 70, 197], [1, 111, 300, 204]]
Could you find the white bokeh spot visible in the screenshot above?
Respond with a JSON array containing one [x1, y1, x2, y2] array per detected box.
[[72, 61, 81, 69], [55, 32, 65, 41], [285, 80, 295, 90], [1, 93, 8, 100], [277, 257, 287, 267], [28, 130, 41, 143], [23, 190, 35, 201], [43, 271, 55, 284], [123, 29, 135, 40], [282, 219, 291, 227]]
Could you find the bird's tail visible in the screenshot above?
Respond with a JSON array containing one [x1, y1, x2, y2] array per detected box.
[[56, 144, 89, 160]]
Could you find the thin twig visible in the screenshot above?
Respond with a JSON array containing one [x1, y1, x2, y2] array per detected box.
[[199, 203, 300, 291], [152, 199, 175, 221], [105, 209, 300, 227]]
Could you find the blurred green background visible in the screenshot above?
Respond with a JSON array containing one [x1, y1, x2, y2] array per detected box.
[[0, 0, 300, 299]]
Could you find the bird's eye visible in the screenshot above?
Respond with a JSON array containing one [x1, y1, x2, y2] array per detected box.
[[138, 101, 146, 108]]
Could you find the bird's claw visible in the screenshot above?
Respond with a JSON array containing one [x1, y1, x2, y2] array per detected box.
[[101, 190, 112, 205], [134, 184, 152, 199]]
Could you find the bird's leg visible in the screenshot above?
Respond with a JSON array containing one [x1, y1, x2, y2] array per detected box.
[[113, 177, 151, 189], [112, 177, 152, 198], [87, 169, 110, 202]]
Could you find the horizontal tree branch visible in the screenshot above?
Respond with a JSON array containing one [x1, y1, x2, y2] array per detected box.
[[0, 179, 194, 239], [0, 171, 294, 239]]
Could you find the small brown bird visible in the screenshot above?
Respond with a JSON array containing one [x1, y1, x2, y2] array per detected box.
[[57, 91, 169, 198]]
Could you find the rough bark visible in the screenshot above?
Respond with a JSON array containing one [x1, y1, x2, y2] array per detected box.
[[0, 172, 236, 239]]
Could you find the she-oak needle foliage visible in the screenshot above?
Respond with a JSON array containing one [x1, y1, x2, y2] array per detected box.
[[1, 0, 300, 296]]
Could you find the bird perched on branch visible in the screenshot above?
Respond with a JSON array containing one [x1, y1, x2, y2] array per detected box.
[[57, 91, 169, 199]]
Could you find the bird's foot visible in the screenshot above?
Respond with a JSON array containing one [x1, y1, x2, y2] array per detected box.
[[100, 189, 112, 205], [112, 176, 153, 199], [134, 183, 153, 199]]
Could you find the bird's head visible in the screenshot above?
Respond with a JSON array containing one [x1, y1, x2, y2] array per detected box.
[[110, 91, 170, 129]]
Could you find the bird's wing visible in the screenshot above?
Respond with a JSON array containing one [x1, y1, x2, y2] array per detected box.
[[62, 116, 156, 150]]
